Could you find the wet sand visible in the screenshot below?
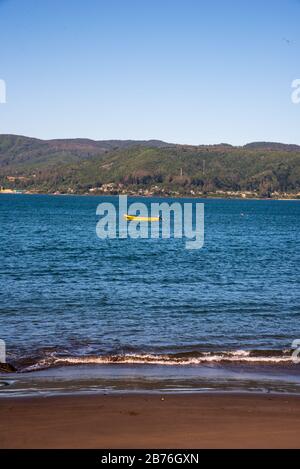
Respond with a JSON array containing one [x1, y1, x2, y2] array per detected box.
[[0, 393, 300, 448]]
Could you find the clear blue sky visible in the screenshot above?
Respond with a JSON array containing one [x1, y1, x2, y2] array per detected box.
[[0, 0, 300, 145]]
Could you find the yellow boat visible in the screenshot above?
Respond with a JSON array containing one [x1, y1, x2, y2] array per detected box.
[[124, 214, 160, 222]]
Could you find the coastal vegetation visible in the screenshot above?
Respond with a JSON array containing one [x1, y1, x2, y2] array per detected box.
[[1, 135, 300, 198]]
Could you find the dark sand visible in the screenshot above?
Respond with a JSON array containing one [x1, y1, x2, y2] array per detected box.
[[1, 393, 300, 448]]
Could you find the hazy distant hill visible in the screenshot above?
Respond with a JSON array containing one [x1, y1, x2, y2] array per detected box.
[[1, 135, 300, 196], [243, 142, 300, 152], [0, 134, 173, 169]]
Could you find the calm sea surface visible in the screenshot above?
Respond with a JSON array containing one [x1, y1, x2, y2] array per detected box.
[[0, 194, 299, 395]]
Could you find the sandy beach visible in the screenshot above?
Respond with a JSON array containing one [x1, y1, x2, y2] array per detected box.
[[0, 393, 300, 449]]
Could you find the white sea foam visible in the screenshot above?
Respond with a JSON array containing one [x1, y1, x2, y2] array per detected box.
[[22, 350, 293, 371]]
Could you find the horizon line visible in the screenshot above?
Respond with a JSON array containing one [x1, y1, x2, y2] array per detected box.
[[1, 133, 300, 148]]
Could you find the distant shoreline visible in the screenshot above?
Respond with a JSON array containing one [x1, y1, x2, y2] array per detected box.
[[1, 191, 299, 201]]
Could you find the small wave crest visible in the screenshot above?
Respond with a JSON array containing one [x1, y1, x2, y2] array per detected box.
[[22, 349, 294, 372]]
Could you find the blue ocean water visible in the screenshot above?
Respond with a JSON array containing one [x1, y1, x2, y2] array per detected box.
[[0, 195, 299, 389]]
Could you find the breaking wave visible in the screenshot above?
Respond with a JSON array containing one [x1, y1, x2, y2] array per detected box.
[[21, 349, 295, 372]]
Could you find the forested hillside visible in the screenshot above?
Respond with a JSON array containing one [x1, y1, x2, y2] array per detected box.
[[1, 135, 300, 197]]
